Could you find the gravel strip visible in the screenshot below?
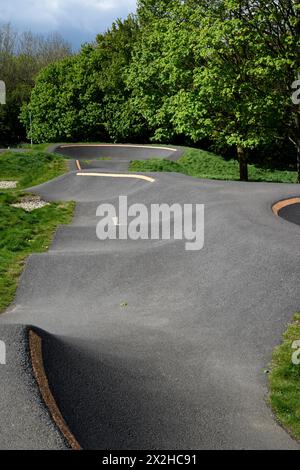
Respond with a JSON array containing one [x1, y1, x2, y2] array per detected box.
[[0, 181, 18, 189], [11, 195, 49, 212]]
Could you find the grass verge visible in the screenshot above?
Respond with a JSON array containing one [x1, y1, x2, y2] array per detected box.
[[0, 150, 68, 189], [0, 149, 74, 313], [17, 143, 53, 152], [130, 148, 298, 183], [269, 313, 300, 441]]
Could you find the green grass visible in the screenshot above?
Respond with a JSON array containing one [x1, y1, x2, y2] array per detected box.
[[130, 148, 298, 183], [18, 143, 53, 152], [0, 149, 74, 312], [82, 157, 112, 165], [269, 313, 300, 441], [0, 150, 68, 188]]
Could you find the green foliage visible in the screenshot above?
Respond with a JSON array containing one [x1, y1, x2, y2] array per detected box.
[[20, 2, 300, 180], [96, 16, 147, 141], [21, 16, 143, 143], [0, 24, 71, 146], [0, 195, 74, 312], [269, 313, 300, 441], [21, 53, 103, 142], [130, 1, 299, 179]]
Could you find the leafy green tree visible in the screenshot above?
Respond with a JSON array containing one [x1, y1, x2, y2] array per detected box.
[[21, 48, 105, 142], [95, 16, 146, 141], [21, 16, 142, 143], [192, 0, 300, 181], [22, 1, 300, 181], [128, 1, 198, 143], [0, 23, 71, 146], [246, 0, 300, 181], [132, 0, 300, 181], [190, 0, 290, 180]]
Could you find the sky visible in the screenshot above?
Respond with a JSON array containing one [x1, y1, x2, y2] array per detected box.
[[0, 0, 137, 50]]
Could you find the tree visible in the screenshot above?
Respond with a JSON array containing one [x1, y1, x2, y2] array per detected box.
[[245, 0, 300, 182], [21, 48, 105, 143], [131, 0, 299, 180], [0, 23, 71, 146], [22, 16, 142, 143], [21, 1, 300, 181], [128, 1, 198, 143], [95, 16, 145, 142], [191, 0, 290, 181]]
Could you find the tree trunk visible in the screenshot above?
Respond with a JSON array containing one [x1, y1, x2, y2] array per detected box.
[[237, 145, 248, 181]]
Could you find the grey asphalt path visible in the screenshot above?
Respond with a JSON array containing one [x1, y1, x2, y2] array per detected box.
[[51, 143, 184, 172], [0, 325, 68, 449], [0, 145, 300, 449]]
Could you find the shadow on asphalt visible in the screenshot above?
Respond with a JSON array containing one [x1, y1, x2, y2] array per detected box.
[[42, 333, 180, 450], [279, 202, 300, 226]]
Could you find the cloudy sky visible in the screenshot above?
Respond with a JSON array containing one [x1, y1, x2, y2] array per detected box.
[[0, 0, 137, 49]]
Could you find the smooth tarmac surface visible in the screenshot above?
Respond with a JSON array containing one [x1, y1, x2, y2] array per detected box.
[[0, 145, 300, 449]]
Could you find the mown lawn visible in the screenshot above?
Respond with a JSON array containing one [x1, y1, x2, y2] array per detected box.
[[269, 313, 300, 441], [0, 150, 74, 312], [130, 148, 298, 183]]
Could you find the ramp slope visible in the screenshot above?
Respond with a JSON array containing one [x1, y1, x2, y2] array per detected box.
[[0, 324, 80, 449], [52, 143, 183, 161]]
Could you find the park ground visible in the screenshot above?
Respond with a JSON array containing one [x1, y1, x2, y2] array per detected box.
[[0, 144, 299, 447]]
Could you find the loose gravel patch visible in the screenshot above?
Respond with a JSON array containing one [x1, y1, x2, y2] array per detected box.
[[11, 195, 49, 212], [0, 181, 18, 189]]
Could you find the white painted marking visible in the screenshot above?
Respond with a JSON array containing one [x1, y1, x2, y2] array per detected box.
[[61, 144, 177, 152], [77, 172, 155, 183]]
